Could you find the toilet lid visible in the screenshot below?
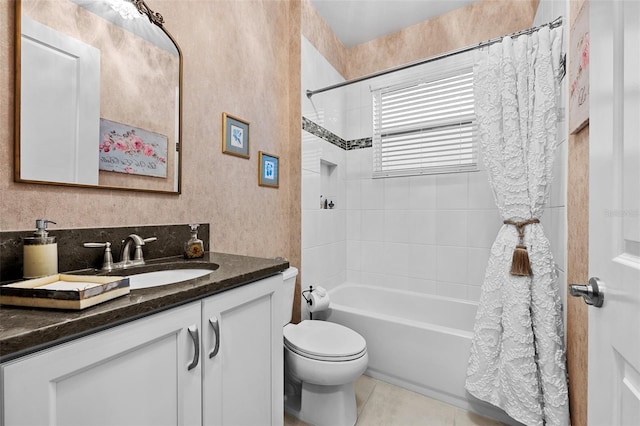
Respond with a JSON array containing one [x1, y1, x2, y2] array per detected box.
[[284, 320, 367, 361]]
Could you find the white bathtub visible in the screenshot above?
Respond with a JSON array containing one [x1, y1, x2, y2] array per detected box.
[[326, 283, 517, 425]]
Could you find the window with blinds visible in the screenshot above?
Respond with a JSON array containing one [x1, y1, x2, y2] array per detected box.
[[372, 67, 478, 178]]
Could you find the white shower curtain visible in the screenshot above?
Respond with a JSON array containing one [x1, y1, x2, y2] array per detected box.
[[465, 26, 569, 426]]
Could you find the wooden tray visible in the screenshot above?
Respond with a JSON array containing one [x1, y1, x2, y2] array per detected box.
[[0, 274, 130, 310]]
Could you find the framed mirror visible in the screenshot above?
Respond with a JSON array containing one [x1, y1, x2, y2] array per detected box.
[[15, 0, 182, 194]]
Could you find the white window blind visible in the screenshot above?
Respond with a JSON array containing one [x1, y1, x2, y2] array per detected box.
[[372, 67, 478, 178]]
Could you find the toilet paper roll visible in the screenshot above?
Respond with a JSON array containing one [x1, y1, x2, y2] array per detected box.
[[314, 286, 327, 297], [308, 288, 330, 313]]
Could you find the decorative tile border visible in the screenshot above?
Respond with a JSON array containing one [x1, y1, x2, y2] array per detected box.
[[302, 117, 371, 151], [301, 117, 347, 149], [347, 137, 372, 150]]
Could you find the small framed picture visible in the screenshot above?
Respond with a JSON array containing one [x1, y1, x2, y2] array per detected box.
[[222, 113, 250, 158], [258, 151, 279, 188]]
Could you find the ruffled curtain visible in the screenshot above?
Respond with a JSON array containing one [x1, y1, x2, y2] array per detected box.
[[465, 26, 569, 426]]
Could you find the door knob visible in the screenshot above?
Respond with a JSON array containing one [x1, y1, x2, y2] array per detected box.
[[569, 277, 604, 308]]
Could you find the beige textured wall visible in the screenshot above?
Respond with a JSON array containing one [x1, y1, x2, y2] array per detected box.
[[300, 0, 348, 77], [302, 0, 539, 81], [288, 0, 302, 323], [1, 0, 301, 266], [346, 0, 539, 79], [566, 1, 589, 424]]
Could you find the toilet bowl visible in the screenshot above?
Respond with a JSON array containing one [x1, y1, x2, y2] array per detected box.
[[280, 268, 368, 426]]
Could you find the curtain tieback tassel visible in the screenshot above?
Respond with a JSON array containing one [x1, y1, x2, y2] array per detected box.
[[503, 218, 540, 276]]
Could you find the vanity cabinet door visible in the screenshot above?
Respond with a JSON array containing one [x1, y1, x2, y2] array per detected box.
[[1, 302, 202, 426], [201, 275, 283, 426]]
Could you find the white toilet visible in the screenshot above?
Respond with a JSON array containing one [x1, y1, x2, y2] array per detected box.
[[280, 267, 368, 426]]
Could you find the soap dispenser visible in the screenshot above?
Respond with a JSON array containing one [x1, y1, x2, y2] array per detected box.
[[23, 219, 58, 278], [184, 224, 205, 259]]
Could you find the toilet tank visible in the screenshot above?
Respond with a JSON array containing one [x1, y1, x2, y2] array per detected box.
[[280, 267, 298, 326]]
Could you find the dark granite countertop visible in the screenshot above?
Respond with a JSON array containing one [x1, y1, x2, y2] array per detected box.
[[0, 252, 289, 363]]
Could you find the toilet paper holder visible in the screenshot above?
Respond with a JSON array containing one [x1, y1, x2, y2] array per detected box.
[[302, 285, 326, 320], [302, 286, 315, 319]]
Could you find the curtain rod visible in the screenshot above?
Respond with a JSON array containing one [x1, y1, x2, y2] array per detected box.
[[306, 16, 563, 99]]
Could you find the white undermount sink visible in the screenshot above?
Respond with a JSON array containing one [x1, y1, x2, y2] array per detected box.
[[126, 269, 213, 290]]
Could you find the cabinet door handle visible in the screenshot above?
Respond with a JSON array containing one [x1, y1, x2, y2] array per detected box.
[[187, 325, 199, 371], [208, 317, 220, 359]]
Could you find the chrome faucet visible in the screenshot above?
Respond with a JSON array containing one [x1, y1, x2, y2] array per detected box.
[[84, 234, 157, 271], [119, 234, 158, 267]]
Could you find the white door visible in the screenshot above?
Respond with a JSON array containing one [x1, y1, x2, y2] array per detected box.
[[588, 1, 640, 425], [21, 16, 100, 185]]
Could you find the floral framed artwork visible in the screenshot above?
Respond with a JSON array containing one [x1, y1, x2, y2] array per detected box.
[[258, 151, 279, 188], [99, 118, 168, 178], [222, 113, 250, 158]]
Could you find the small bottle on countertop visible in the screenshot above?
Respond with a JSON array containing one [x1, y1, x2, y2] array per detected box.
[[184, 224, 205, 259], [23, 219, 58, 278]]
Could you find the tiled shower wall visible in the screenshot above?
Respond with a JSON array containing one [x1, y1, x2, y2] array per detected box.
[[344, 144, 566, 302], [302, 0, 567, 303], [345, 154, 500, 300], [301, 36, 347, 295]]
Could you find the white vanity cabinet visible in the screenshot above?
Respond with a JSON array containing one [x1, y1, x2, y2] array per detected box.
[[1, 301, 202, 426], [1, 274, 283, 426]]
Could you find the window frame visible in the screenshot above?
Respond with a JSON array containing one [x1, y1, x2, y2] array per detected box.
[[371, 52, 478, 178]]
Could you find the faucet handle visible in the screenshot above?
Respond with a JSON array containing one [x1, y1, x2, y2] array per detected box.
[[132, 236, 157, 261], [83, 242, 114, 271]]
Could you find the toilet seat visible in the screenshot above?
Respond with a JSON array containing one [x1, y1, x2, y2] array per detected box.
[[284, 321, 367, 362]]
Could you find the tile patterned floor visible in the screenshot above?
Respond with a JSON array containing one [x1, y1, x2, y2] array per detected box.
[[284, 375, 505, 426]]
